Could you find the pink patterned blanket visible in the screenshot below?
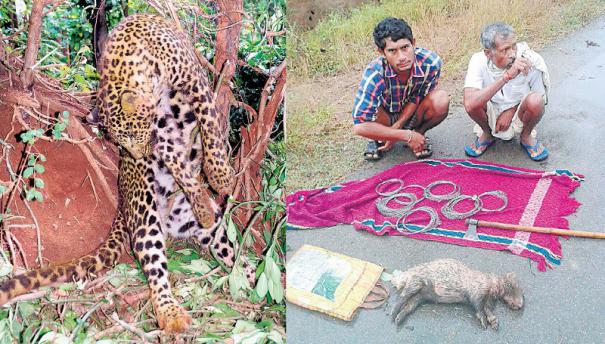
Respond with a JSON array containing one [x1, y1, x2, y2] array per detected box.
[[287, 159, 583, 271]]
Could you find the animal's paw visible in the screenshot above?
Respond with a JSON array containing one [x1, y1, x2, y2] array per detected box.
[[394, 311, 407, 326], [192, 195, 217, 229], [157, 303, 192, 334], [195, 207, 215, 229], [476, 312, 488, 330], [487, 314, 499, 330], [206, 168, 235, 196]]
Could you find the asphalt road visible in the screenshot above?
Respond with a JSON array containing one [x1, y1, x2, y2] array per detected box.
[[286, 15, 605, 344]]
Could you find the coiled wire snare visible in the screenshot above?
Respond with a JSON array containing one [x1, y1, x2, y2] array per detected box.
[[395, 206, 441, 234], [375, 193, 419, 218], [478, 190, 508, 212], [374, 179, 509, 231], [375, 178, 404, 196], [441, 195, 483, 220], [424, 180, 460, 201]]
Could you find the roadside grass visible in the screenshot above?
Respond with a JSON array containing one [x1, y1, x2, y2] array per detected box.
[[288, 0, 605, 80], [286, 0, 605, 191], [286, 105, 364, 192]]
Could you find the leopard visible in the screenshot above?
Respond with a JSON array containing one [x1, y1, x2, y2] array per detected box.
[[96, 13, 234, 228], [0, 14, 253, 334]]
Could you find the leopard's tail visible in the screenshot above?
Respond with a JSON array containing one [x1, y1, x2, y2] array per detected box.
[[0, 214, 128, 305]]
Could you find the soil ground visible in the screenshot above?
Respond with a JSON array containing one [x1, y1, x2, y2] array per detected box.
[[286, 15, 605, 343], [0, 104, 124, 268]]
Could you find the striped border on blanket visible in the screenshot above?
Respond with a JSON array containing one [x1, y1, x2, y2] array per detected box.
[[354, 219, 561, 268]]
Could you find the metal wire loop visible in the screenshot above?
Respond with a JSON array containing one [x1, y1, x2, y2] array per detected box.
[[375, 178, 404, 196], [441, 195, 483, 220], [399, 184, 426, 203], [395, 206, 441, 234], [424, 180, 460, 201], [375, 192, 418, 218], [478, 190, 508, 212]]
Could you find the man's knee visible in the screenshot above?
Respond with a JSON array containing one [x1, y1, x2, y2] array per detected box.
[[432, 89, 450, 115], [425, 89, 450, 120], [523, 92, 545, 116], [464, 99, 485, 117], [352, 122, 367, 137]]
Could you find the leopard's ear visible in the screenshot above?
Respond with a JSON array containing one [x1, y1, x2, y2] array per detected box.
[[120, 91, 143, 114], [86, 107, 100, 125]]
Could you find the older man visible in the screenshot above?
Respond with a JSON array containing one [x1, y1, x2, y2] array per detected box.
[[352, 17, 449, 160], [463, 22, 550, 161]]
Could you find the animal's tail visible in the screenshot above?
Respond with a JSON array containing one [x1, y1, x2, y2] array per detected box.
[[0, 214, 128, 305]]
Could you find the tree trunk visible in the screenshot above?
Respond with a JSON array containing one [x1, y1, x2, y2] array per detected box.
[[213, 0, 243, 132], [20, 0, 45, 90], [231, 61, 286, 254], [91, 0, 109, 74]]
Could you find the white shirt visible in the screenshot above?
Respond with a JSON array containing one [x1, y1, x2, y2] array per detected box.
[[464, 52, 546, 113]]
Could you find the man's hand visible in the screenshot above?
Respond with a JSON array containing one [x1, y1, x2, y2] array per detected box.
[[378, 140, 394, 152], [407, 131, 425, 153], [377, 130, 425, 153], [504, 57, 532, 80], [495, 110, 515, 133]]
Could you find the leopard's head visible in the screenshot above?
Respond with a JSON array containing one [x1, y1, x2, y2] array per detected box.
[[107, 90, 155, 160]]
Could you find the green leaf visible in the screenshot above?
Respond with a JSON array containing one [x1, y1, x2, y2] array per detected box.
[[18, 301, 36, 319], [272, 279, 284, 303], [34, 164, 45, 174], [19, 132, 32, 144], [226, 218, 237, 243], [255, 272, 268, 298], [264, 257, 275, 279], [62, 111, 70, 119], [84, 64, 98, 79], [267, 274, 275, 300], [38, 154, 46, 162], [53, 122, 67, 133], [0, 185, 6, 195], [256, 259, 266, 276], [270, 259, 281, 279], [25, 188, 35, 201], [212, 275, 229, 292], [33, 190, 43, 203], [34, 178, 44, 189], [182, 258, 211, 274], [63, 310, 78, 331], [28, 156, 36, 166]]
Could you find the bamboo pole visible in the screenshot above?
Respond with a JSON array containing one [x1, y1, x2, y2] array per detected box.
[[466, 219, 605, 239]]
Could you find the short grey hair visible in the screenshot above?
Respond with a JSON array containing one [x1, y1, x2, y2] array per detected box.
[[481, 22, 515, 50]]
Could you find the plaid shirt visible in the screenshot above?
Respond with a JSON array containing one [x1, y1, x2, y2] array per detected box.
[[352, 47, 442, 124]]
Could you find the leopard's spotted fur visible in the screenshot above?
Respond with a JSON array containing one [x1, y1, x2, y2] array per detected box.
[[0, 14, 252, 334], [98, 13, 234, 227]]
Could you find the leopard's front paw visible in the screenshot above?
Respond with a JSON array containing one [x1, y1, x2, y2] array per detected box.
[[206, 167, 235, 196], [192, 193, 217, 228], [157, 303, 192, 334], [194, 205, 215, 228]]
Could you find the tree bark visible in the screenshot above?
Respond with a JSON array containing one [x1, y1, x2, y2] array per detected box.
[[213, 0, 243, 131], [20, 0, 45, 90], [91, 0, 109, 74], [232, 61, 286, 254]]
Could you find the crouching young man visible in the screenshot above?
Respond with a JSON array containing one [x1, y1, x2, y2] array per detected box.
[[352, 17, 449, 161]]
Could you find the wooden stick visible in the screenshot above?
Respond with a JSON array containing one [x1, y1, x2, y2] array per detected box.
[[467, 219, 605, 239]]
